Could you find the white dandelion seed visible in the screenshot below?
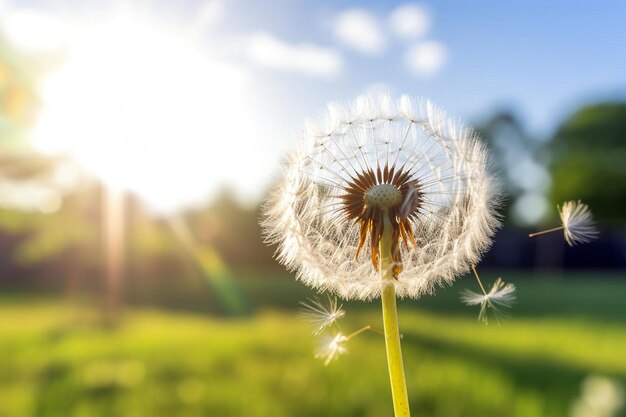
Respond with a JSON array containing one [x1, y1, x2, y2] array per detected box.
[[299, 295, 346, 335], [528, 200, 598, 247], [313, 325, 372, 365], [315, 332, 349, 366], [262, 94, 500, 300], [461, 277, 516, 324], [560, 200, 599, 246]]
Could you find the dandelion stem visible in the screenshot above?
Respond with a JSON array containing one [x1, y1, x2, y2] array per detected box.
[[471, 264, 488, 296], [380, 214, 411, 417], [528, 226, 564, 238]]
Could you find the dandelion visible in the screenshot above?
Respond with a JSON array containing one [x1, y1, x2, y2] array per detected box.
[[262, 94, 499, 416], [529, 200, 598, 246], [461, 265, 516, 324], [263, 95, 499, 299], [299, 295, 346, 335]]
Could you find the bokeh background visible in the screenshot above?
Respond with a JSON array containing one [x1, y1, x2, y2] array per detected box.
[[0, 1, 625, 416]]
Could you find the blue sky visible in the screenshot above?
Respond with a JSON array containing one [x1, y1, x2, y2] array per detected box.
[[1, 0, 625, 210], [219, 0, 626, 136]]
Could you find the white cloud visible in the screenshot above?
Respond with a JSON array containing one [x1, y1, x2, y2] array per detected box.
[[388, 4, 430, 40], [333, 9, 386, 54], [405, 40, 447, 77], [189, 0, 224, 37], [246, 32, 343, 77]]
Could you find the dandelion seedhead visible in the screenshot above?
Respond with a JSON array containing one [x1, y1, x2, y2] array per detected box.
[[529, 200, 598, 246], [299, 295, 346, 335], [461, 265, 516, 324], [262, 95, 500, 300]]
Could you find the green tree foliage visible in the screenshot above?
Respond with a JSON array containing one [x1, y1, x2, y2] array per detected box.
[[0, 36, 38, 148], [550, 102, 626, 224]]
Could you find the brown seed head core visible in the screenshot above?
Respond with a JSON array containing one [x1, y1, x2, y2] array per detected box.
[[339, 163, 423, 278], [365, 184, 402, 210]]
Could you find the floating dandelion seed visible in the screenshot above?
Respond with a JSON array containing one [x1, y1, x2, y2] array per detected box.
[[316, 332, 349, 366], [571, 375, 625, 417], [299, 295, 346, 335], [314, 326, 372, 366], [560, 200, 599, 246], [262, 95, 499, 300], [461, 265, 516, 324], [529, 200, 598, 246]]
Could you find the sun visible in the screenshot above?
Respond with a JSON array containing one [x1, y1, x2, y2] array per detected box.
[[27, 10, 254, 213]]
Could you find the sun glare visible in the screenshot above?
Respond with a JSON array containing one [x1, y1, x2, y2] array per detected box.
[[30, 11, 254, 213]]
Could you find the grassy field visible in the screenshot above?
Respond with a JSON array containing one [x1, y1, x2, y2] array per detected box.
[[1, 272, 625, 417]]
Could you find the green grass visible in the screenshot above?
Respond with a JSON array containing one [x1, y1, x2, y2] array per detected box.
[[1, 274, 625, 417]]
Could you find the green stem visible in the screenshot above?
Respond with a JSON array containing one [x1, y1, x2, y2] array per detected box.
[[380, 214, 411, 417]]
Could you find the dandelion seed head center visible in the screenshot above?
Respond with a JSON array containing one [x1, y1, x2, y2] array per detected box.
[[365, 184, 402, 210]]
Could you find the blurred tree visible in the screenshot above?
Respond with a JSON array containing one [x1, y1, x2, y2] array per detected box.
[[476, 110, 551, 226], [185, 189, 276, 270], [0, 30, 226, 315], [549, 102, 626, 224], [0, 36, 38, 148], [0, 183, 215, 307], [0, 31, 69, 218]]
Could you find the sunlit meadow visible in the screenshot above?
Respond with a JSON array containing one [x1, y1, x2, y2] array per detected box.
[[1, 274, 625, 417]]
